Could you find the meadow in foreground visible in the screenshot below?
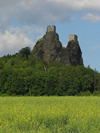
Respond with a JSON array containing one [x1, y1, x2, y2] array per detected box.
[[0, 96, 100, 133]]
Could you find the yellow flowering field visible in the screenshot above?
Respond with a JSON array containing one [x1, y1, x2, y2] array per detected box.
[[0, 96, 100, 133]]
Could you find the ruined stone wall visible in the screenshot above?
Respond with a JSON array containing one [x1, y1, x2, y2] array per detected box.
[[69, 34, 78, 41], [47, 25, 56, 32]]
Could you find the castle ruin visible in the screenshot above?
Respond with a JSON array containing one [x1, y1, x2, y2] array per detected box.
[[69, 34, 78, 41], [47, 25, 56, 32], [47, 26, 77, 41], [32, 25, 83, 66], [38, 25, 78, 42]]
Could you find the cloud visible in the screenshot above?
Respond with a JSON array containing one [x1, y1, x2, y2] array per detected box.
[[37, 35, 44, 40], [0, 23, 45, 57], [0, 27, 35, 57], [63, 44, 67, 47], [83, 56, 87, 60], [0, 0, 100, 30], [0, 0, 100, 56], [90, 45, 99, 50], [13, 0, 73, 25], [81, 13, 100, 23]]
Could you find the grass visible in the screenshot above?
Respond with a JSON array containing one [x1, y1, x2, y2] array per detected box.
[[0, 96, 100, 133]]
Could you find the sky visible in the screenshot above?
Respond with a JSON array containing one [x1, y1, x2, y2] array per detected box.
[[0, 0, 100, 72]]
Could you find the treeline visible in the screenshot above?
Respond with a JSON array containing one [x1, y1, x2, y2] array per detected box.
[[0, 47, 100, 96]]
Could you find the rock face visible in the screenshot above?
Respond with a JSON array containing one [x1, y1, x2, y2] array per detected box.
[[65, 40, 83, 66], [32, 25, 83, 66]]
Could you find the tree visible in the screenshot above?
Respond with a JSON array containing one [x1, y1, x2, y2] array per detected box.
[[0, 62, 4, 69], [44, 67, 59, 95], [81, 74, 93, 92], [67, 77, 80, 95], [31, 71, 46, 96], [19, 47, 31, 58]]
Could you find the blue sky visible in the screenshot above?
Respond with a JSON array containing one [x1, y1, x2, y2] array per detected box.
[[0, 0, 100, 72]]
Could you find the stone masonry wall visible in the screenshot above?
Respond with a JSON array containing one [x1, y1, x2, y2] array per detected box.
[[69, 34, 78, 41], [47, 25, 56, 32]]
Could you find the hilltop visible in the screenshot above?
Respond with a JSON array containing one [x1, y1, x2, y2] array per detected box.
[[32, 25, 83, 66], [0, 25, 100, 96]]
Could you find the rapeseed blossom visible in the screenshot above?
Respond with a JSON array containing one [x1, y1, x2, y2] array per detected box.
[[0, 96, 100, 132]]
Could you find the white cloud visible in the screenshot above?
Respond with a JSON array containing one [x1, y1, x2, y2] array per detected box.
[[0, 17, 47, 56], [48, 0, 100, 10], [0, 0, 100, 56], [81, 13, 100, 23], [37, 35, 44, 40], [0, 25, 45, 56], [90, 45, 99, 50], [63, 44, 67, 47], [0, 0, 100, 29], [83, 56, 87, 59], [0, 28, 35, 56]]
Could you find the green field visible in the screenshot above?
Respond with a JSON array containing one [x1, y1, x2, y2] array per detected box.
[[0, 96, 100, 133]]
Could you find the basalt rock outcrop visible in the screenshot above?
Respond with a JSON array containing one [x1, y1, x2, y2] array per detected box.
[[31, 25, 83, 66]]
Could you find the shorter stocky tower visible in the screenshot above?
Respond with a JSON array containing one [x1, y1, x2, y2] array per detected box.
[[69, 34, 78, 41], [47, 25, 56, 32]]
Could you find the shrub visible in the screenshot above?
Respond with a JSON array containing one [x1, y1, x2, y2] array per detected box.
[[78, 91, 92, 96], [93, 90, 100, 96]]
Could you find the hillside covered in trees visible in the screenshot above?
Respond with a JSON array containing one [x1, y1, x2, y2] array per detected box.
[[0, 47, 100, 96]]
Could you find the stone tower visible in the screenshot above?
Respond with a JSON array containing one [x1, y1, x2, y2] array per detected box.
[[47, 25, 56, 32], [69, 34, 78, 41]]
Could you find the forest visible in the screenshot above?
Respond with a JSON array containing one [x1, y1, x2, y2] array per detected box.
[[0, 47, 100, 96]]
